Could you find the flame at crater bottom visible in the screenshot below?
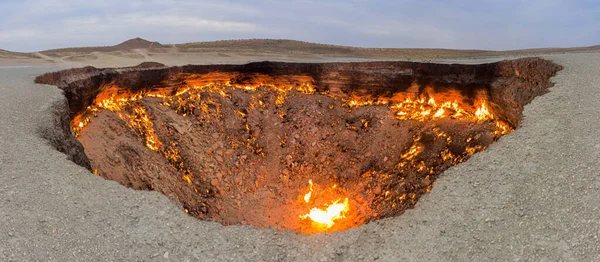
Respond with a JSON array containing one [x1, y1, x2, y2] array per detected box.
[[300, 179, 351, 231], [300, 198, 350, 229]]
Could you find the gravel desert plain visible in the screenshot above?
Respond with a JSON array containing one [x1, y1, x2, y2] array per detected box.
[[1, 39, 600, 261]]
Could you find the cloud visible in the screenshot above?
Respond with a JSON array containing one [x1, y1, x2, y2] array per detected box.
[[0, 0, 598, 51], [122, 15, 262, 32], [58, 14, 262, 34], [0, 29, 37, 42], [356, 22, 457, 47]]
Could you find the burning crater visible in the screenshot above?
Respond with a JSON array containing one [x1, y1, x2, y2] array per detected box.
[[36, 59, 561, 234]]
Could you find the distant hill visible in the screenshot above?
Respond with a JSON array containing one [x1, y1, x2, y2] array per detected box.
[[175, 38, 600, 57], [40, 37, 166, 55], [114, 37, 166, 49], [0, 49, 14, 54], [4, 37, 599, 62], [0, 48, 38, 59], [176, 39, 360, 55], [173, 39, 502, 59]]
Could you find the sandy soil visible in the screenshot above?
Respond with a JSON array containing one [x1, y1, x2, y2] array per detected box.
[[0, 51, 599, 261]]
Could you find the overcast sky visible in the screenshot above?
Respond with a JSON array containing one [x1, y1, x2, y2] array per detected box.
[[0, 0, 598, 52]]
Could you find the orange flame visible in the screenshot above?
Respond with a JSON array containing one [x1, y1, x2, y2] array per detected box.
[[300, 180, 350, 229], [300, 198, 350, 228], [475, 101, 492, 121], [304, 179, 313, 203]]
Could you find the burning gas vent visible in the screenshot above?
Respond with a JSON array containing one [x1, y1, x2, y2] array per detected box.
[[36, 59, 561, 234]]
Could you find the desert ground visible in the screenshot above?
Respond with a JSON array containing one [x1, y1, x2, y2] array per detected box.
[[1, 39, 599, 261]]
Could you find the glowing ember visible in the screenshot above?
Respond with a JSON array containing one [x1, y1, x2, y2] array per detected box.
[[182, 174, 193, 184], [126, 105, 161, 151]]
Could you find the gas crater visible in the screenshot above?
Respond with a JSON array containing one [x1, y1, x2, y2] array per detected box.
[[36, 59, 561, 234]]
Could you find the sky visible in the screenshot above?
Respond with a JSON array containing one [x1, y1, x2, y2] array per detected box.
[[0, 0, 598, 52]]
